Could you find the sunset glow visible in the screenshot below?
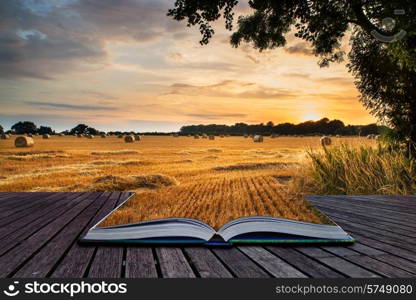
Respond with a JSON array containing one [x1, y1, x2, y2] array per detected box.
[[0, 0, 377, 132]]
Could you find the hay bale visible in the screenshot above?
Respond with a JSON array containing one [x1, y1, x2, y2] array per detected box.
[[1, 134, 10, 140], [86, 134, 94, 139], [58, 133, 64, 137], [253, 135, 264, 143], [208, 135, 215, 140], [27, 134, 33, 137], [244, 134, 249, 138], [194, 135, 200, 139], [202, 134, 208, 139], [42, 134, 50, 139], [124, 135, 135, 143], [77, 134, 82, 138], [320, 136, 332, 146], [367, 134, 376, 140], [15, 136, 34, 148], [118, 135, 123, 139], [134, 135, 141, 141], [101, 134, 106, 138], [173, 134, 179, 137]]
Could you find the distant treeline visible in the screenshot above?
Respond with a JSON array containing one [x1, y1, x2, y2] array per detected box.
[[180, 118, 387, 136], [1, 118, 387, 136]]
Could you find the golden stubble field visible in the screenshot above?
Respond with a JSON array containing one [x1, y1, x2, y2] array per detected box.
[[0, 135, 376, 229]]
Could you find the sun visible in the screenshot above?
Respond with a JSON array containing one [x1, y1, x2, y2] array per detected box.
[[301, 112, 321, 122]]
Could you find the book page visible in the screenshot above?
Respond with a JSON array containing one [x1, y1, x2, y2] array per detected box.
[[96, 138, 334, 231]]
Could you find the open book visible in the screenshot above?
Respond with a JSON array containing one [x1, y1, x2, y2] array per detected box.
[[80, 194, 354, 245]]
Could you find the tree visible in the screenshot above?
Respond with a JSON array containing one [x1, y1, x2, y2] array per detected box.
[[70, 124, 89, 134], [38, 126, 54, 135], [168, 0, 416, 153], [11, 121, 37, 134], [0, 124, 3, 134]]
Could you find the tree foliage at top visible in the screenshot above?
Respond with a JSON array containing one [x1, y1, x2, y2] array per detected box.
[[69, 124, 100, 135], [168, 0, 416, 152], [180, 118, 385, 136], [11, 121, 37, 134]]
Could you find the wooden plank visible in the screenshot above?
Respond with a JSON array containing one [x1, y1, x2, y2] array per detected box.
[[330, 217, 416, 250], [0, 193, 53, 219], [332, 242, 416, 275], [86, 192, 133, 278], [342, 232, 416, 263], [295, 247, 380, 278], [51, 192, 123, 278], [155, 247, 195, 278], [0, 192, 102, 278], [309, 195, 416, 210], [308, 197, 416, 225], [267, 246, 345, 278], [213, 248, 269, 278], [238, 246, 307, 278], [326, 211, 416, 239], [125, 247, 158, 278], [346, 242, 386, 256], [317, 257, 380, 278], [13, 193, 112, 278], [369, 254, 416, 275], [336, 255, 415, 278], [311, 200, 416, 232], [314, 201, 416, 229], [311, 205, 416, 236], [0, 193, 89, 256], [183, 247, 232, 278], [0, 193, 82, 236], [87, 246, 124, 278]]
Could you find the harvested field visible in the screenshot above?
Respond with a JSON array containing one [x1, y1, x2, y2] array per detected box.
[[0, 135, 376, 228]]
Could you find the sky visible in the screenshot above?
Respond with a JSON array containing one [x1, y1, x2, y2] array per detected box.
[[0, 0, 377, 132]]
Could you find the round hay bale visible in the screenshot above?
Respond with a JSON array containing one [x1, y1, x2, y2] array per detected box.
[[77, 134, 82, 138], [320, 136, 332, 146], [118, 135, 123, 139], [244, 134, 248, 138], [253, 135, 264, 143], [336, 134, 341, 138], [27, 134, 33, 137], [124, 135, 135, 143], [42, 134, 50, 139], [101, 134, 106, 138], [86, 134, 94, 139], [58, 133, 64, 137], [15, 136, 34, 148], [173, 134, 179, 137], [1, 134, 10, 140], [194, 135, 200, 139], [208, 135, 215, 140], [134, 135, 141, 141]]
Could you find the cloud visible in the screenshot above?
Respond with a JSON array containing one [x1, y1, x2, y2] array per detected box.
[[284, 42, 314, 56], [166, 80, 296, 100], [0, 0, 185, 79], [78, 90, 118, 100], [187, 113, 247, 120], [26, 101, 117, 110]]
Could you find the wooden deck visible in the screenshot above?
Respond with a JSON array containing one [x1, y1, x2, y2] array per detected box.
[[0, 192, 415, 278]]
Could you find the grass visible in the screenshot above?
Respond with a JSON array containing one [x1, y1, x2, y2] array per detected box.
[[294, 143, 416, 195], [0, 135, 381, 229]]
